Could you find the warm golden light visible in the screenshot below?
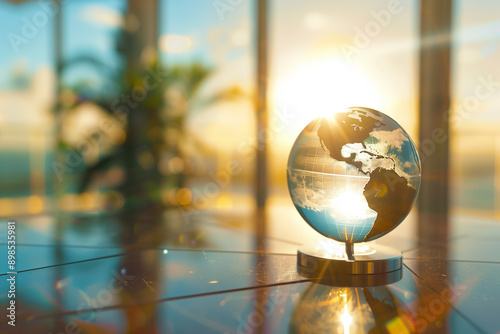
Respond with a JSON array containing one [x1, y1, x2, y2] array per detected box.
[[291, 284, 415, 333], [27, 195, 43, 214], [177, 188, 193, 205], [273, 58, 381, 125], [329, 191, 376, 219], [340, 293, 352, 334], [0, 199, 14, 216], [317, 239, 376, 260]]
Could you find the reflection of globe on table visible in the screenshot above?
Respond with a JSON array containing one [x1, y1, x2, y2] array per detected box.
[[289, 283, 414, 333], [287, 107, 421, 243]]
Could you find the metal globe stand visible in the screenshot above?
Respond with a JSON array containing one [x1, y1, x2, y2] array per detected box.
[[297, 241, 403, 286]]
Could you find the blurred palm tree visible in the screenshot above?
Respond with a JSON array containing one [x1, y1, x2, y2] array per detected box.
[[54, 25, 245, 215]]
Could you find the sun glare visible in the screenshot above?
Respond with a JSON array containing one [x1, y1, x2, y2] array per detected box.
[[329, 191, 373, 218], [340, 293, 352, 334], [274, 58, 381, 126]]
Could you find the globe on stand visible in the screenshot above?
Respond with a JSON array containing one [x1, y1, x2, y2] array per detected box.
[[288, 107, 421, 278]]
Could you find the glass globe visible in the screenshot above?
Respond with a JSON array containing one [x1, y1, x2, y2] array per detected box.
[[287, 107, 421, 243]]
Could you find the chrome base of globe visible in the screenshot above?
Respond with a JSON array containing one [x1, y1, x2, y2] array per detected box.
[[297, 241, 402, 286]]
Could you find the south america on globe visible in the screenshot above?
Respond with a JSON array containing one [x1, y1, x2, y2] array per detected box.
[[287, 107, 421, 243]]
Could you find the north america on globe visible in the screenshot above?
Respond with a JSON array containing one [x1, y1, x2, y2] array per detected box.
[[287, 107, 421, 243]]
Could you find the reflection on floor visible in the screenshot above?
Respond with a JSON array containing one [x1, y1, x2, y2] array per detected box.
[[0, 203, 498, 333]]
